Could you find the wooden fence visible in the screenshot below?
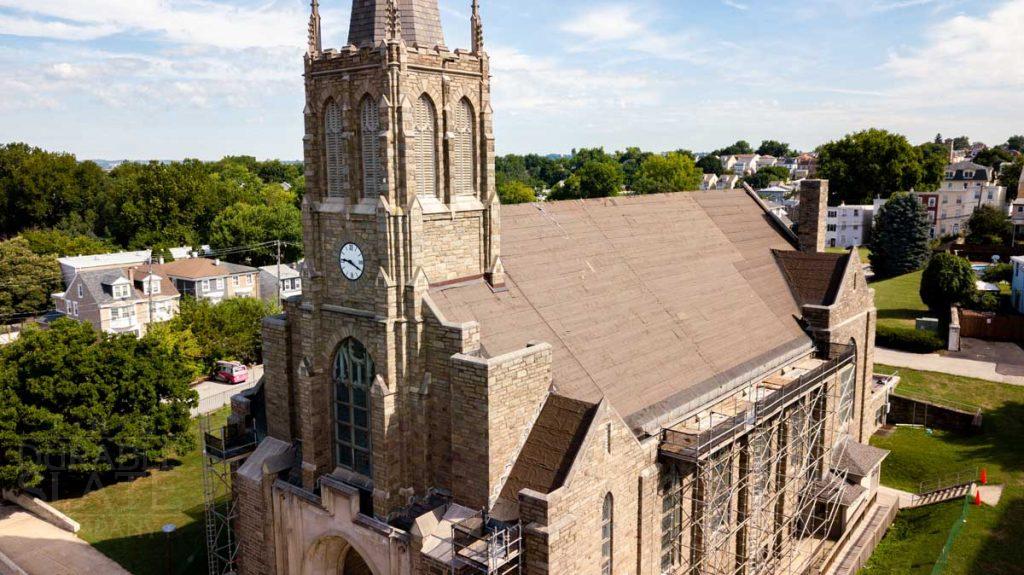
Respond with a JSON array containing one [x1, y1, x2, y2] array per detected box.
[[959, 309, 1024, 341]]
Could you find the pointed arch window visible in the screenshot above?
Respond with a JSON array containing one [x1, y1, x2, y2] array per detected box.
[[324, 101, 346, 198], [360, 98, 383, 198], [414, 95, 438, 198], [453, 99, 476, 197], [602, 493, 614, 575], [333, 338, 375, 478]]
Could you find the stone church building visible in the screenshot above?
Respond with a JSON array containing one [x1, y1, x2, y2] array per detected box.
[[228, 2, 892, 574]]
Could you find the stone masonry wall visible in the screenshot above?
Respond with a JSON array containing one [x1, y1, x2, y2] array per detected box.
[[262, 314, 293, 442]]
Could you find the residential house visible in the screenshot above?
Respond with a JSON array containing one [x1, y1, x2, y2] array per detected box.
[[51, 266, 179, 337], [700, 173, 719, 190], [778, 156, 800, 176], [915, 161, 1007, 238], [729, 153, 760, 175], [713, 174, 740, 190], [757, 154, 778, 168], [58, 250, 151, 286], [826, 203, 875, 248], [259, 264, 302, 303], [796, 152, 818, 178], [152, 258, 260, 303]]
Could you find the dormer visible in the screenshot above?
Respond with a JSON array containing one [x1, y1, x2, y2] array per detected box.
[[104, 276, 133, 300], [137, 274, 163, 295]]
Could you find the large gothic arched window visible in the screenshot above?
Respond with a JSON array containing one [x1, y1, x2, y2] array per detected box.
[[324, 101, 346, 198], [333, 338, 375, 477], [360, 97, 383, 199], [414, 95, 438, 198], [453, 99, 476, 197]]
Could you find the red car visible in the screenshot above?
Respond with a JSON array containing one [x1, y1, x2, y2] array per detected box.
[[214, 361, 249, 384]]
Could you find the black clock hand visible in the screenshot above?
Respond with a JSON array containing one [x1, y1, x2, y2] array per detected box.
[[341, 258, 363, 271]]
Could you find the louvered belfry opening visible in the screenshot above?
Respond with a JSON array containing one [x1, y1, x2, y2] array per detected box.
[[360, 97, 383, 199], [453, 99, 476, 197], [324, 101, 346, 198], [414, 95, 438, 199], [347, 0, 446, 49]]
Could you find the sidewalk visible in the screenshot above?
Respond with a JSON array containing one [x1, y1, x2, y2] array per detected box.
[[875, 347, 1024, 386], [0, 505, 129, 575], [192, 364, 263, 416]]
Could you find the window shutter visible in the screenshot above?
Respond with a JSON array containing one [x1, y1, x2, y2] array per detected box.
[[454, 100, 475, 197], [324, 102, 346, 198], [360, 99, 382, 198], [415, 96, 438, 198]]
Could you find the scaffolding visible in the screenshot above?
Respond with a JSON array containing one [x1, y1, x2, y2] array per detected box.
[[451, 514, 523, 575], [201, 416, 258, 575], [659, 345, 857, 575]]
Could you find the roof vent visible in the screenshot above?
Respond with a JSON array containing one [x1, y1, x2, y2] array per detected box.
[[214, 259, 221, 266]]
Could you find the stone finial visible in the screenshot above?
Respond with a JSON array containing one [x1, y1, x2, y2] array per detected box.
[[307, 0, 322, 57], [471, 0, 484, 54], [385, 0, 403, 43]]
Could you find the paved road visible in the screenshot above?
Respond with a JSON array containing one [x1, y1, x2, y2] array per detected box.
[[876, 347, 1024, 386], [192, 364, 263, 416], [0, 506, 129, 575]]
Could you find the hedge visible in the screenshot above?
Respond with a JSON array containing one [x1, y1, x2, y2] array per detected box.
[[876, 324, 946, 354]]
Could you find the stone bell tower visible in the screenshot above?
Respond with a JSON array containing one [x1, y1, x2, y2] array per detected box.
[[256, 0, 500, 524]]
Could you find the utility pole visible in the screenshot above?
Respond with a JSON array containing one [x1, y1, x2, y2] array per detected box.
[[276, 240, 282, 304], [148, 251, 154, 334]]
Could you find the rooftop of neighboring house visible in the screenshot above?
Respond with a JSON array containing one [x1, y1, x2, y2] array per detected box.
[[151, 258, 257, 280], [168, 245, 213, 260], [58, 250, 152, 269], [946, 161, 992, 182], [63, 267, 178, 305], [259, 264, 302, 280]]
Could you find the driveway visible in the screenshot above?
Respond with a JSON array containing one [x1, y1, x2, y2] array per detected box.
[[0, 505, 129, 575], [876, 346, 1024, 386], [948, 338, 1024, 378], [191, 364, 263, 416]]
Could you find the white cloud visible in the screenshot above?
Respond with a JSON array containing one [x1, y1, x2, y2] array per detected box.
[[721, 0, 749, 11], [559, 5, 707, 63], [561, 6, 644, 42]]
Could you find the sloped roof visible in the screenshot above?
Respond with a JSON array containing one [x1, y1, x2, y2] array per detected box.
[[429, 190, 812, 434], [70, 267, 178, 305], [833, 436, 889, 477], [347, 0, 446, 48], [774, 251, 849, 306], [152, 258, 256, 280], [499, 395, 597, 502]]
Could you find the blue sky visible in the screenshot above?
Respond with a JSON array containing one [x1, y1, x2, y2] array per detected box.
[[0, 0, 1022, 160]]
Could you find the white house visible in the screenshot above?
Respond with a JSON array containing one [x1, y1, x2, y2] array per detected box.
[[260, 264, 303, 303], [826, 204, 875, 248], [58, 250, 152, 286]]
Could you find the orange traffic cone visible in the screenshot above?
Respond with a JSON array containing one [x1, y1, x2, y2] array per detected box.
[[980, 468, 988, 485], [974, 490, 983, 507]]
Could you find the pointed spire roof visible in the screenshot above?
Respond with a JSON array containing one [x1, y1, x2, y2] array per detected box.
[[348, 0, 446, 49]]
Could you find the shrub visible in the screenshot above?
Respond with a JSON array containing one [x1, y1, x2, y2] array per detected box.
[[920, 253, 977, 313], [981, 263, 1013, 284], [876, 324, 945, 354], [964, 291, 1000, 313]]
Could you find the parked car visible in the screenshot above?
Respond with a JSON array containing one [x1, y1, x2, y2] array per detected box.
[[215, 361, 249, 384]]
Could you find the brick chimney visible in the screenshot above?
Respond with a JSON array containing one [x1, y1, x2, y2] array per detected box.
[[797, 179, 828, 253]]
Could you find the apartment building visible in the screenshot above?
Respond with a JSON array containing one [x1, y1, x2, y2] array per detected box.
[[152, 258, 260, 303]]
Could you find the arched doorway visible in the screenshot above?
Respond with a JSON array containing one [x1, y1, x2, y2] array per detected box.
[[302, 536, 376, 575]]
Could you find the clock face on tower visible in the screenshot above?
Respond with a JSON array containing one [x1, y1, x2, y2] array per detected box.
[[339, 243, 364, 281]]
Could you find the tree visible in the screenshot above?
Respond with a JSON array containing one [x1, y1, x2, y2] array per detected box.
[[934, 134, 944, 145], [917, 142, 951, 192], [0, 238, 62, 322], [498, 180, 537, 204], [869, 193, 932, 278], [919, 253, 976, 313], [172, 298, 279, 368], [817, 129, 928, 204], [973, 147, 1014, 169], [19, 229, 115, 258], [966, 205, 1012, 245], [209, 202, 302, 267], [616, 147, 652, 189], [632, 153, 702, 195], [1007, 135, 1024, 153], [756, 140, 791, 158], [568, 147, 617, 172], [713, 141, 754, 156], [741, 166, 791, 190], [551, 160, 623, 200], [952, 136, 971, 150], [0, 320, 196, 490], [999, 157, 1024, 201], [696, 155, 724, 176]]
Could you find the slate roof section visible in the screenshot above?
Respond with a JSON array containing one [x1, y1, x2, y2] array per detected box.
[[499, 395, 597, 502], [429, 190, 813, 435], [833, 436, 889, 477], [152, 258, 257, 280], [348, 0, 446, 48], [72, 268, 178, 305], [774, 251, 849, 306], [946, 161, 991, 181]]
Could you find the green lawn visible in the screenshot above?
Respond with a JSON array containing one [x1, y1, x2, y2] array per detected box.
[[826, 246, 870, 262], [871, 270, 929, 330], [863, 366, 1024, 575], [51, 409, 230, 575]]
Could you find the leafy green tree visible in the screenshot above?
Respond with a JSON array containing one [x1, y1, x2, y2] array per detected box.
[[982, 263, 1013, 284], [869, 193, 932, 278], [0, 238, 62, 321], [741, 166, 791, 189], [19, 229, 115, 258], [952, 136, 971, 150], [576, 161, 624, 198], [696, 155, 724, 176], [713, 141, 754, 156], [0, 320, 196, 490], [920, 253, 976, 312], [917, 142, 952, 192], [817, 129, 928, 204], [209, 202, 302, 267], [756, 140, 791, 157], [143, 322, 204, 381], [966, 205, 1012, 245], [616, 147, 653, 188], [1007, 135, 1024, 153], [632, 153, 702, 195], [973, 147, 1014, 169], [498, 180, 537, 204], [568, 148, 617, 172], [999, 157, 1024, 201], [172, 297, 279, 368], [934, 134, 944, 145]]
